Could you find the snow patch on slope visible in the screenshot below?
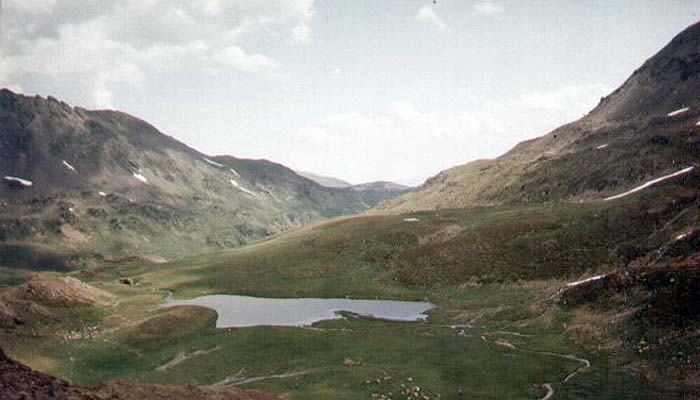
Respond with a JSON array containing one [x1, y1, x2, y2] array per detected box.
[[132, 172, 148, 183], [566, 275, 604, 287], [230, 179, 255, 196], [667, 107, 690, 117], [3, 176, 33, 187], [204, 158, 224, 168], [62, 160, 76, 171], [676, 231, 693, 241], [603, 166, 694, 201]]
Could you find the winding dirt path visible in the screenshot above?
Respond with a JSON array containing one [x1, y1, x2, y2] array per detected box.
[[155, 346, 222, 371], [499, 340, 591, 398], [539, 383, 554, 400], [209, 370, 317, 389], [454, 328, 591, 400]]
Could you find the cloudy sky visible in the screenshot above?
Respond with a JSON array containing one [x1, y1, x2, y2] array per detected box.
[[2, 1, 699, 185]]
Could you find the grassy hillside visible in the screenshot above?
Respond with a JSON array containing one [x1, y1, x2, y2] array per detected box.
[[380, 21, 700, 212], [0, 90, 406, 267]]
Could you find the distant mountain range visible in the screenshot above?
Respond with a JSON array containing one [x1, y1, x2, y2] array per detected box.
[[296, 171, 353, 188], [4, 20, 700, 267], [297, 170, 410, 203], [380, 21, 700, 212], [0, 91, 407, 265], [298, 170, 410, 191]]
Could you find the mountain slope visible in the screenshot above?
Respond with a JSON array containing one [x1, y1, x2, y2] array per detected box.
[[296, 171, 352, 188], [380, 21, 700, 212], [0, 90, 404, 263]]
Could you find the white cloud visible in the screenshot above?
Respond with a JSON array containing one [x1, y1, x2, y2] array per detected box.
[[1, 0, 314, 107], [0, 57, 19, 90], [281, 83, 609, 185], [392, 101, 433, 123], [10, 22, 145, 108], [212, 46, 277, 72], [520, 84, 608, 112], [8, 0, 56, 14], [199, 0, 223, 16], [415, 6, 447, 31], [0, 82, 24, 93], [292, 24, 312, 44], [473, 0, 504, 15], [295, 125, 334, 143]]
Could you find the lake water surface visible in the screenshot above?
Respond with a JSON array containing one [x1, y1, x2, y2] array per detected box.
[[163, 294, 435, 328]]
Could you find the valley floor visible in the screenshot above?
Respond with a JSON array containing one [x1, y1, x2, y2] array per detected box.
[[1, 275, 655, 400], [2, 185, 699, 399]]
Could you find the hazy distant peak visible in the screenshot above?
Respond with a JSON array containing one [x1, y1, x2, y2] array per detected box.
[[296, 171, 352, 188]]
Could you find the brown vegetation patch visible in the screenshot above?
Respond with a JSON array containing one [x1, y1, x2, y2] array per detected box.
[[561, 251, 700, 389], [60, 224, 89, 243], [0, 347, 101, 400], [418, 224, 464, 246], [116, 306, 217, 349], [101, 380, 282, 400], [512, 305, 558, 331], [22, 275, 112, 305], [0, 274, 112, 328]]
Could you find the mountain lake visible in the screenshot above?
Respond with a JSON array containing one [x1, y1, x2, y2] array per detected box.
[[162, 294, 436, 328]]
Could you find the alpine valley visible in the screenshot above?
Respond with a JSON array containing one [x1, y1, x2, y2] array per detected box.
[[1, 18, 699, 400]]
